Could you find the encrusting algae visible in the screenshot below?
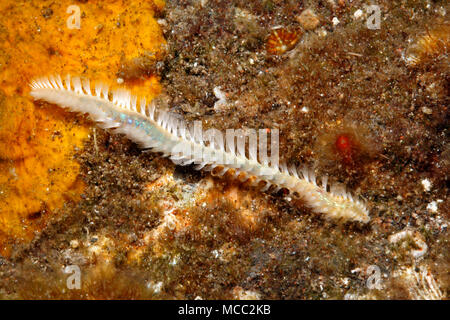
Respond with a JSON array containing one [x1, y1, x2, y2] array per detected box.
[[0, 0, 166, 256]]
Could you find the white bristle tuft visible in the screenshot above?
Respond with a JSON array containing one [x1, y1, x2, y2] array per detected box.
[[72, 77, 83, 94], [95, 84, 102, 97], [140, 98, 147, 116], [56, 75, 64, 89], [322, 176, 328, 191], [48, 76, 56, 89], [82, 78, 92, 95], [131, 95, 137, 112], [65, 75, 72, 90], [288, 165, 299, 179]]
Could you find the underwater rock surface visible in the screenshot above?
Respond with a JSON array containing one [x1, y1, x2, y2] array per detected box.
[[0, 0, 448, 299]]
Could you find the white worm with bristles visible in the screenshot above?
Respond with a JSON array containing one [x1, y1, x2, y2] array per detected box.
[[29, 75, 370, 223]]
